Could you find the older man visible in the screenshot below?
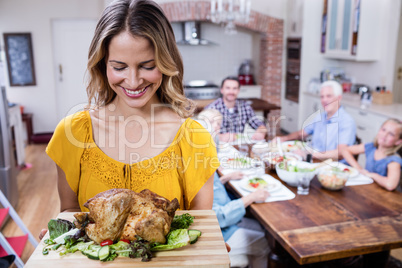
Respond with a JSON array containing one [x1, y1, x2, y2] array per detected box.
[[279, 80, 356, 161], [205, 76, 267, 142]]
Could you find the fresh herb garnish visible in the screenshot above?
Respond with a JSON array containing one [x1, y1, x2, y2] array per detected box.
[[170, 213, 194, 230]]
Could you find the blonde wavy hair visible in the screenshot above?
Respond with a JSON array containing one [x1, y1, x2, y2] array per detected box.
[[374, 118, 402, 156], [86, 0, 195, 118]]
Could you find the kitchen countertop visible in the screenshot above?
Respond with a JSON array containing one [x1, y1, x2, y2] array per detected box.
[[303, 92, 402, 120], [192, 98, 281, 119]]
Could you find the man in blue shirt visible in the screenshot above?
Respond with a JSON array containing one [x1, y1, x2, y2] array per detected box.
[[279, 80, 356, 161]]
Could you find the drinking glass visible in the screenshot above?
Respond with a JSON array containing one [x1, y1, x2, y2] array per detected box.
[[238, 145, 249, 157], [252, 160, 265, 177], [297, 174, 310, 195], [268, 124, 277, 141]]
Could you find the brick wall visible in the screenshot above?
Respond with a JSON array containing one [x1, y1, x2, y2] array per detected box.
[[160, 1, 283, 131]]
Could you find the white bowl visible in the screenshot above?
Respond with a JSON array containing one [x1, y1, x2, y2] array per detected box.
[[262, 152, 302, 170], [275, 160, 316, 187], [251, 142, 270, 157]]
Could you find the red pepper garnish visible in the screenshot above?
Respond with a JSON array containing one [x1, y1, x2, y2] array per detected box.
[[100, 239, 113, 246], [250, 183, 259, 188], [120, 239, 130, 244]]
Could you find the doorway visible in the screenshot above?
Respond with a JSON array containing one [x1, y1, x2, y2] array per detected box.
[[51, 19, 97, 120]]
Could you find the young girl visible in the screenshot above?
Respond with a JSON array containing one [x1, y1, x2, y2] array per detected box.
[[342, 118, 402, 191]]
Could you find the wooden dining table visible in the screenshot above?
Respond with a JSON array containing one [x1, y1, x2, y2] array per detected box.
[[226, 155, 402, 267]]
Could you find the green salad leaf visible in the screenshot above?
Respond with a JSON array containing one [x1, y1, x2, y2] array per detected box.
[[170, 213, 194, 230], [151, 229, 190, 251], [48, 219, 75, 240], [249, 177, 267, 185]]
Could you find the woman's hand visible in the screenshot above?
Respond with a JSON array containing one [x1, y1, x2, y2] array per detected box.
[[228, 171, 244, 180], [39, 228, 48, 240], [220, 171, 244, 184], [225, 243, 231, 252], [250, 189, 270, 203], [242, 189, 270, 207]]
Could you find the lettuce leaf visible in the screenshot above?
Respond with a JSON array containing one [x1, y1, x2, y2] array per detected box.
[[151, 229, 190, 251], [48, 219, 75, 240]]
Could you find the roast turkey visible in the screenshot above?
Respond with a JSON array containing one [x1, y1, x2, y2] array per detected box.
[[73, 189, 179, 244]]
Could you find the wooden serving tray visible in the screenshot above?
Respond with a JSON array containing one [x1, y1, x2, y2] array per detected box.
[[25, 210, 230, 268]]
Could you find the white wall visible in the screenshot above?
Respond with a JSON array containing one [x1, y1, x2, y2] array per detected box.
[[153, 0, 286, 19], [0, 0, 281, 133], [0, 0, 104, 133], [172, 22, 260, 85]]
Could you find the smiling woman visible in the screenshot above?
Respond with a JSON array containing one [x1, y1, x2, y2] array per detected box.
[[44, 0, 219, 216], [106, 32, 162, 109]]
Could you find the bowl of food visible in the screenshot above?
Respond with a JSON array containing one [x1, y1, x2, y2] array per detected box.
[[275, 160, 316, 187], [251, 142, 270, 159], [262, 152, 302, 170], [317, 168, 349, 190]]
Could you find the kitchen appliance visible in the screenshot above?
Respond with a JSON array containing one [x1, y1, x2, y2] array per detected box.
[[176, 21, 217, 46], [0, 56, 19, 208], [285, 38, 302, 102], [184, 80, 220, 100], [351, 84, 370, 95], [0, 86, 19, 208], [238, 60, 254, 85]]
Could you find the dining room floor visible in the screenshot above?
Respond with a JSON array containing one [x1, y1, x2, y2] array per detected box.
[[1, 144, 402, 267]]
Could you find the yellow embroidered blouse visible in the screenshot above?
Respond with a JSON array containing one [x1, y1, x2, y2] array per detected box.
[[46, 111, 219, 211]]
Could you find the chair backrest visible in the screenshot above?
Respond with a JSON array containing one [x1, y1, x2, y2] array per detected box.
[[353, 136, 362, 161]]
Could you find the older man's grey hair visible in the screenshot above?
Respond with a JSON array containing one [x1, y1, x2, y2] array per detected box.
[[320, 80, 343, 97]]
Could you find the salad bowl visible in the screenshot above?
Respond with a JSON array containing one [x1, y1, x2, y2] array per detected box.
[[275, 160, 316, 187]]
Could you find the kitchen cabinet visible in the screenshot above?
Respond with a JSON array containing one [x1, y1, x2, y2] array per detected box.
[[321, 0, 380, 61], [342, 106, 386, 145], [343, 105, 387, 166], [238, 85, 261, 99], [281, 99, 299, 133], [301, 93, 322, 124]]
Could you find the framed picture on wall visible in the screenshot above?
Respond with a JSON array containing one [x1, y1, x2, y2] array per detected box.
[[3, 33, 36, 86]]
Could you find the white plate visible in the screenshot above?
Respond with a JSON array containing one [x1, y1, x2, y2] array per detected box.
[[281, 140, 306, 152], [318, 161, 359, 178], [218, 142, 234, 153], [240, 174, 282, 193], [251, 142, 270, 156], [221, 156, 254, 169], [229, 133, 261, 145]]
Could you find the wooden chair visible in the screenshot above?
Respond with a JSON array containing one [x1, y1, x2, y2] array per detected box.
[[0, 190, 39, 268]]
